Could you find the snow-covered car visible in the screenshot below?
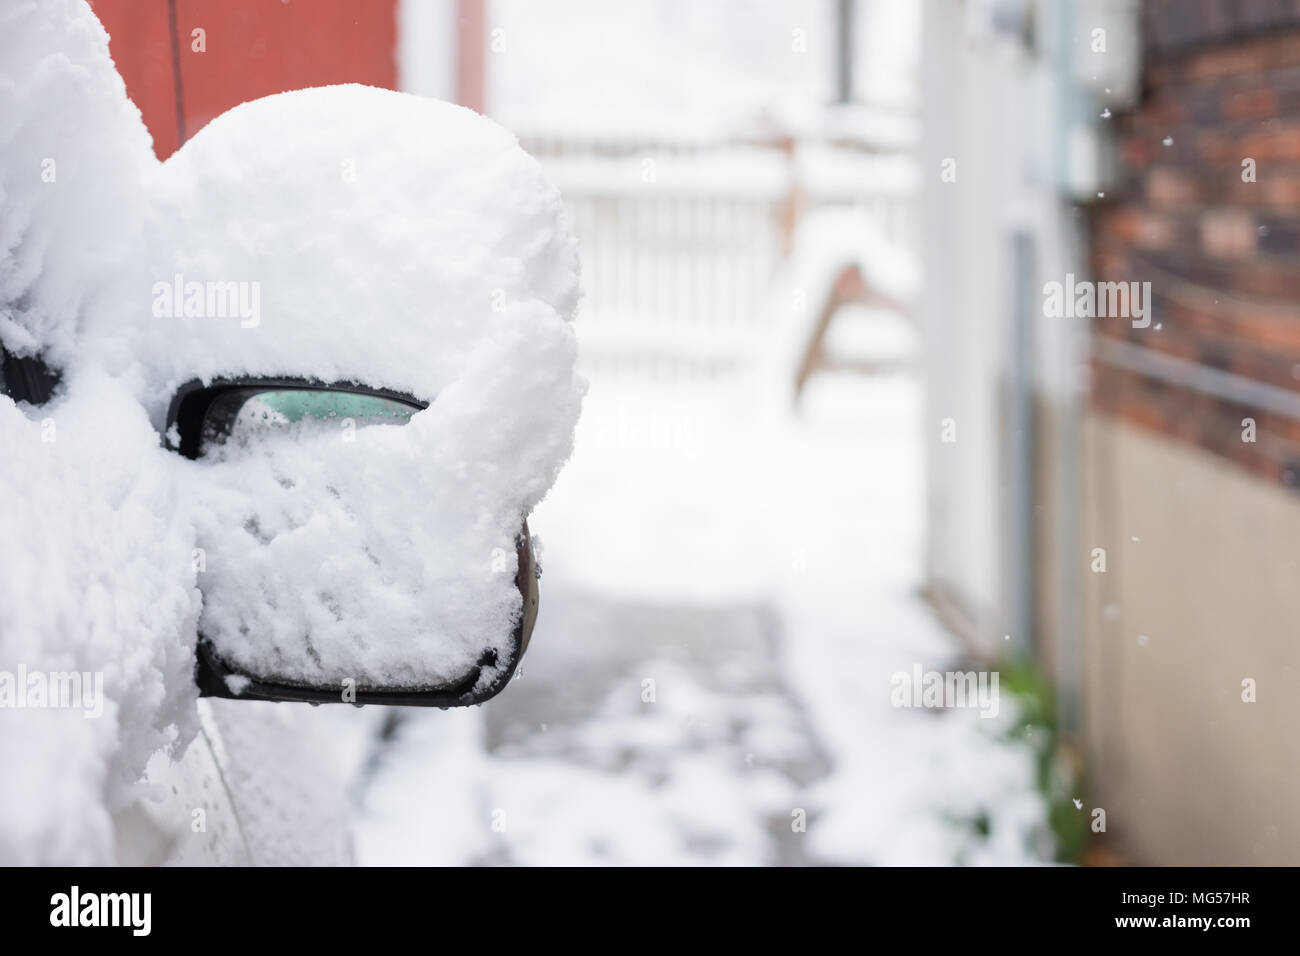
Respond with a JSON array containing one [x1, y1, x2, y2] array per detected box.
[[0, 0, 581, 865]]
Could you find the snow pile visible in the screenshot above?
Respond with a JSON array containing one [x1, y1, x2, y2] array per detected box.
[[760, 206, 919, 408], [0, 373, 201, 864], [0, 0, 152, 365], [0, 0, 191, 865], [2, 0, 581, 861], [119, 86, 580, 415]]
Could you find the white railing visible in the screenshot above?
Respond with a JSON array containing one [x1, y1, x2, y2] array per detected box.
[[522, 132, 917, 381]]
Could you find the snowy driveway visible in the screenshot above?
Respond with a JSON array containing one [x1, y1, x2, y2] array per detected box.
[[355, 369, 1050, 865]]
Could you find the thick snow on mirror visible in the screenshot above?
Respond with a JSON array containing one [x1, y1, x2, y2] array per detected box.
[[1, 0, 581, 862], [123, 85, 581, 416], [193, 408, 526, 690], [151, 88, 582, 691]]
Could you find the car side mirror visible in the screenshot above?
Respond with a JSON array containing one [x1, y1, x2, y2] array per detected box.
[[166, 378, 537, 707]]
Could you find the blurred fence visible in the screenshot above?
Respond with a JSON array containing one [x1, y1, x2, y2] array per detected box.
[[521, 130, 918, 381]]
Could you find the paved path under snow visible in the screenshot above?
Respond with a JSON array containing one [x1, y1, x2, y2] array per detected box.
[[356, 372, 1050, 866], [482, 591, 833, 865]]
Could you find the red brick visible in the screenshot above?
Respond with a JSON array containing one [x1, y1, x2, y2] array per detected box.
[[1200, 208, 1258, 257], [1147, 167, 1200, 205], [1238, 124, 1300, 161], [1261, 173, 1300, 208], [1222, 86, 1279, 120], [1196, 128, 1238, 163], [1187, 44, 1268, 82]]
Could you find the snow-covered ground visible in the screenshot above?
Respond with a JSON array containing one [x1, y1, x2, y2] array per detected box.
[[355, 355, 1052, 865]]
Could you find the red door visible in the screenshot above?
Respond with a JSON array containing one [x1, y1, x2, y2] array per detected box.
[[88, 0, 398, 160]]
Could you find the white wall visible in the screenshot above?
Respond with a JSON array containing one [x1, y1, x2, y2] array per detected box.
[[920, 0, 1093, 664], [921, 0, 1011, 647]]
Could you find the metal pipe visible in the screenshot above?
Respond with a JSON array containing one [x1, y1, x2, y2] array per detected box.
[[1093, 336, 1300, 421]]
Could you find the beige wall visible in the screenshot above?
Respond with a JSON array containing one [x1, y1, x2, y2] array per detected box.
[[1083, 414, 1300, 864]]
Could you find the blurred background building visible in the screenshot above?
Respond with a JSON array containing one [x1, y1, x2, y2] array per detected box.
[[925, 0, 1300, 864], [86, 0, 1300, 864]]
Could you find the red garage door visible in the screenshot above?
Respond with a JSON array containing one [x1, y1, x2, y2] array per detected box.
[[89, 0, 398, 160]]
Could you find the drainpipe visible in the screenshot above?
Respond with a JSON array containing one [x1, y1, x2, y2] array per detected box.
[[1008, 231, 1037, 665], [836, 0, 855, 104]]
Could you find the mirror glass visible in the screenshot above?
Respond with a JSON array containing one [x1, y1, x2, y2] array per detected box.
[[206, 388, 417, 449]]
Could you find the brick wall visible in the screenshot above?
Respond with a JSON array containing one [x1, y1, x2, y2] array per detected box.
[[1089, 0, 1300, 486]]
